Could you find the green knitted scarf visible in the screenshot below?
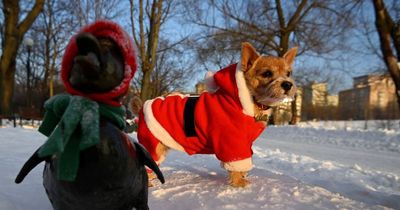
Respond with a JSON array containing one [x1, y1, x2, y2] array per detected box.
[[38, 94, 126, 181]]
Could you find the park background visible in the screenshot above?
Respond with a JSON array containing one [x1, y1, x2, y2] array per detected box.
[[1, 1, 400, 210]]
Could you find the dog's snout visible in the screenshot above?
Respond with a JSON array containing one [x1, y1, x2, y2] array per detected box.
[[281, 81, 293, 91]]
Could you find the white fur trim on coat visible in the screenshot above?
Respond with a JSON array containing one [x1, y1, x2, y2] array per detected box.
[[235, 64, 255, 116], [204, 71, 219, 93], [143, 99, 185, 152], [221, 158, 253, 172]]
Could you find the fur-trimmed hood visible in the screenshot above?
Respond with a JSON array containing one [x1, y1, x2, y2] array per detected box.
[[205, 63, 255, 117], [61, 20, 137, 106]]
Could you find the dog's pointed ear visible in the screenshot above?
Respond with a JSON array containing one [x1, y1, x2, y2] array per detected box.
[[283, 47, 298, 66], [241, 42, 260, 72]]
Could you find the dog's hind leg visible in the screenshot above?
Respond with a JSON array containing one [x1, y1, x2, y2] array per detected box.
[[133, 141, 164, 184], [147, 143, 169, 186], [155, 142, 169, 165]]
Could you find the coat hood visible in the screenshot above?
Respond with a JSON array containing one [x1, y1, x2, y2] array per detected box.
[[205, 63, 255, 117], [61, 20, 137, 106]]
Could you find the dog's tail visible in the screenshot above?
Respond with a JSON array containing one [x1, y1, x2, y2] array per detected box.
[[130, 96, 143, 116], [133, 141, 165, 184]]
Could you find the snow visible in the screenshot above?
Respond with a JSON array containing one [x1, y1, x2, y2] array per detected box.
[[298, 120, 400, 132], [1, 121, 399, 210]]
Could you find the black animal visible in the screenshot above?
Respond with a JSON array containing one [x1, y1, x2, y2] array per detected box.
[[15, 32, 164, 210]]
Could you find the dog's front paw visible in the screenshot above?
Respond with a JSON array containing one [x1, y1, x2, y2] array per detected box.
[[230, 177, 249, 187], [228, 171, 249, 187]]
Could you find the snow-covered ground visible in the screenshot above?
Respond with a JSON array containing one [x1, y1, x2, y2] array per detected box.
[[0, 121, 399, 210]]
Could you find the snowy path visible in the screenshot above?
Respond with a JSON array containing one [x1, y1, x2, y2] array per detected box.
[[265, 138, 400, 175], [261, 126, 400, 174], [0, 125, 399, 210], [0, 128, 51, 210], [148, 151, 395, 210]]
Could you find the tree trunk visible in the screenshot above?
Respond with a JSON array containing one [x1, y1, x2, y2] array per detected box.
[[0, 0, 45, 115], [278, 32, 300, 124], [372, 0, 400, 109], [275, 0, 307, 124], [0, 62, 16, 115], [140, 69, 152, 101], [0, 37, 19, 115], [290, 94, 299, 124], [279, 33, 290, 57], [133, 0, 163, 102]]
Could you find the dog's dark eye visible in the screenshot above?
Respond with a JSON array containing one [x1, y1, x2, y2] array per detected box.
[[261, 70, 273, 78], [287, 71, 291, 77]]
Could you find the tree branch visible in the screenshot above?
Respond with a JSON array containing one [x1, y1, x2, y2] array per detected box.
[[275, 0, 286, 30], [286, 0, 312, 32], [18, 0, 45, 38]]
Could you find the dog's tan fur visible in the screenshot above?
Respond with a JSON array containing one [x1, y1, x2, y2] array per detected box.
[[228, 171, 250, 187], [149, 42, 297, 187]]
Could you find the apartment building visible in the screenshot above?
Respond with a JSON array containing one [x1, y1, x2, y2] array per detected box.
[[338, 74, 399, 120]]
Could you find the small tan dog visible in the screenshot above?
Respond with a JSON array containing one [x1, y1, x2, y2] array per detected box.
[[137, 42, 297, 187]]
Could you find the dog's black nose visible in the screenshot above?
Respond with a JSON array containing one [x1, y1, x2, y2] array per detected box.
[[281, 81, 293, 91]]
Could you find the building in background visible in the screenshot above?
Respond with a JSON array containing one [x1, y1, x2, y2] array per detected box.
[[300, 82, 339, 121], [302, 83, 328, 107], [338, 74, 399, 120]]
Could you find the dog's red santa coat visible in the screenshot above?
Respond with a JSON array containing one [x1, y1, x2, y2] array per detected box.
[[138, 63, 266, 171]]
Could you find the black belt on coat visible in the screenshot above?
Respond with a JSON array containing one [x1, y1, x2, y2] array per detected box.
[[183, 96, 199, 137]]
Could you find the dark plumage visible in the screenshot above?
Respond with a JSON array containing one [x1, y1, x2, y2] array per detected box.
[[15, 20, 163, 210]]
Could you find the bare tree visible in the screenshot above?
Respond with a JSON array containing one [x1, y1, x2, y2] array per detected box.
[[12, 0, 77, 111], [31, 0, 76, 98], [183, 0, 356, 124], [129, 0, 194, 101], [0, 2, 3, 53], [130, 0, 164, 101], [70, 0, 125, 27], [0, 0, 44, 115], [372, 0, 400, 109], [149, 40, 196, 96]]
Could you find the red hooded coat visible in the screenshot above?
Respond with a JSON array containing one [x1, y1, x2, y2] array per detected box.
[[138, 64, 266, 171]]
